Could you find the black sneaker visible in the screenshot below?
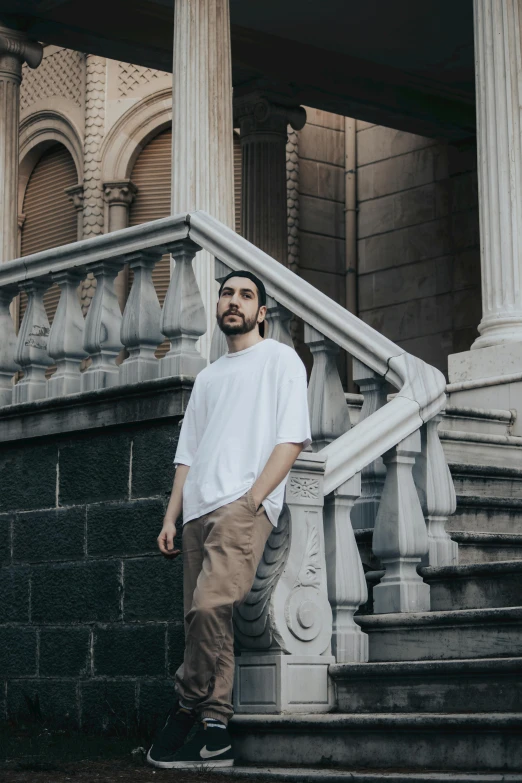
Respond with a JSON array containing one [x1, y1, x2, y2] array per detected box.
[[147, 721, 234, 769], [146, 705, 196, 766]]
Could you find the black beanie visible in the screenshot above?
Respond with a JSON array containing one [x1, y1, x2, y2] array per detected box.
[[218, 270, 267, 336]]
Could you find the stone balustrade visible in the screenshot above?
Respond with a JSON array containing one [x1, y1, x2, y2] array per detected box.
[[0, 209, 456, 711]]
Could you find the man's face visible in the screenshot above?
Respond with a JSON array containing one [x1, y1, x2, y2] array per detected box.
[[216, 277, 266, 335]]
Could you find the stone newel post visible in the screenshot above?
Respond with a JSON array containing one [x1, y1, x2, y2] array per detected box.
[[235, 94, 306, 264], [0, 25, 42, 263]]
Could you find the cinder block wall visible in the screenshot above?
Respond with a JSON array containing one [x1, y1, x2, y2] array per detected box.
[[0, 418, 182, 732], [356, 122, 481, 375]]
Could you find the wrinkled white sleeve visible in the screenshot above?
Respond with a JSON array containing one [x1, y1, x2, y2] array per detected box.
[[173, 378, 202, 467], [275, 373, 312, 450]]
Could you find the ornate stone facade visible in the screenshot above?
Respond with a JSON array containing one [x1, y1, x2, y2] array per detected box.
[[286, 127, 299, 274], [81, 55, 107, 311], [21, 47, 83, 112], [117, 61, 168, 98]]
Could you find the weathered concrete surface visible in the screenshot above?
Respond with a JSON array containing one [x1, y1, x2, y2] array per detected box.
[[356, 607, 522, 662], [230, 713, 522, 771], [421, 561, 522, 610], [331, 657, 522, 713]]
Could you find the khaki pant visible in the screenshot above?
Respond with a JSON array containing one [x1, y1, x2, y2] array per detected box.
[[174, 487, 273, 725]]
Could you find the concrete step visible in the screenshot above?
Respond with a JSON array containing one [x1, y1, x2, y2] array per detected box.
[[440, 428, 522, 474], [450, 532, 522, 563], [230, 713, 522, 772], [448, 463, 522, 535], [420, 561, 522, 610], [231, 768, 522, 783], [355, 606, 522, 661], [330, 657, 522, 713], [442, 406, 515, 438]]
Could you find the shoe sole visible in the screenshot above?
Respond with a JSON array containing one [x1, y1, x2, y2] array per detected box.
[[146, 751, 234, 769]]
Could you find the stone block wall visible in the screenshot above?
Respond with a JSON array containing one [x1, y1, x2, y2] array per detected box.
[[299, 108, 346, 305], [298, 108, 348, 384], [356, 122, 481, 376], [0, 417, 183, 732]]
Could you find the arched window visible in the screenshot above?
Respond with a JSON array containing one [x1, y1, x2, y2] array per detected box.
[[20, 143, 78, 325]]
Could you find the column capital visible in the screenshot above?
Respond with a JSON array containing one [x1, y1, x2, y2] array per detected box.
[[103, 180, 138, 208], [65, 183, 84, 212], [234, 92, 306, 137], [0, 24, 43, 81]]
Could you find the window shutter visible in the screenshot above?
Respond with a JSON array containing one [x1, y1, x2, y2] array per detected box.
[[20, 144, 78, 325], [129, 128, 172, 306]]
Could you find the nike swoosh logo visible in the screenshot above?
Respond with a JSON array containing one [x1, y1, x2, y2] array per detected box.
[[200, 744, 232, 759]]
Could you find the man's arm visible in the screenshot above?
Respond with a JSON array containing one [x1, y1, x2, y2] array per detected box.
[[251, 441, 304, 511], [157, 463, 190, 556]]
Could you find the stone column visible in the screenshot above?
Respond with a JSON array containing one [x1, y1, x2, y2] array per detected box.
[[103, 180, 137, 312], [171, 0, 235, 362], [472, 0, 522, 349], [447, 1, 522, 430], [235, 93, 306, 264], [0, 25, 42, 263]]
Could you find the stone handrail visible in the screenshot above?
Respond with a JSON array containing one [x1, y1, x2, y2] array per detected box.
[[187, 211, 448, 494]]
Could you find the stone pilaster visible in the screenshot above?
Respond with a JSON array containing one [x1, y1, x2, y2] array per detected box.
[[81, 55, 107, 315], [0, 25, 42, 263], [235, 93, 306, 264], [472, 0, 522, 348], [171, 0, 235, 362]]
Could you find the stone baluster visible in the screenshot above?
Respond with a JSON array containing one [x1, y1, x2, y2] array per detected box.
[[323, 472, 368, 662], [372, 430, 430, 614], [351, 359, 387, 529], [209, 258, 232, 363], [413, 415, 459, 567], [0, 286, 19, 405], [265, 294, 294, 347], [81, 260, 124, 391], [304, 324, 351, 451], [160, 238, 206, 378], [234, 452, 334, 714], [120, 250, 163, 384], [47, 269, 87, 397], [13, 278, 53, 403], [103, 180, 137, 313]]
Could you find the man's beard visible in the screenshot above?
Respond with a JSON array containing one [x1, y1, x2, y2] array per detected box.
[[217, 308, 260, 335]]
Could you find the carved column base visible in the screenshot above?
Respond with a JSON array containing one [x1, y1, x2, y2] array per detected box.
[[81, 356, 120, 392], [332, 619, 369, 663], [424, 516, 459, 568], [13, 366, 48, 404], [47, 360, 83, 397], [160, 337, 206, 378], [373, 558, 430, 614], [234, 653, 334, 714]]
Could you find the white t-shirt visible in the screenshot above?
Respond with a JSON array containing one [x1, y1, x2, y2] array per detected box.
[[173, 338, 312, 527]]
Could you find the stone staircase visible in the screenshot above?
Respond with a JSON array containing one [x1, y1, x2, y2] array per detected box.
[[230, 404, 522, 781]]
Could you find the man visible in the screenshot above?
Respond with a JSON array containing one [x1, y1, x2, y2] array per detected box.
[[147, 271, 312, 770]]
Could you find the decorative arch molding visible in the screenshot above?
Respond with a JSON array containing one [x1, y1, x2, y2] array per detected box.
[[101, 88, 172, 183], [19, 110, 83, 213]]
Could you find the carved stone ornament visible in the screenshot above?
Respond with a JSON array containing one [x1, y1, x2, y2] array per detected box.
[[288, 475, 320, 500]]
